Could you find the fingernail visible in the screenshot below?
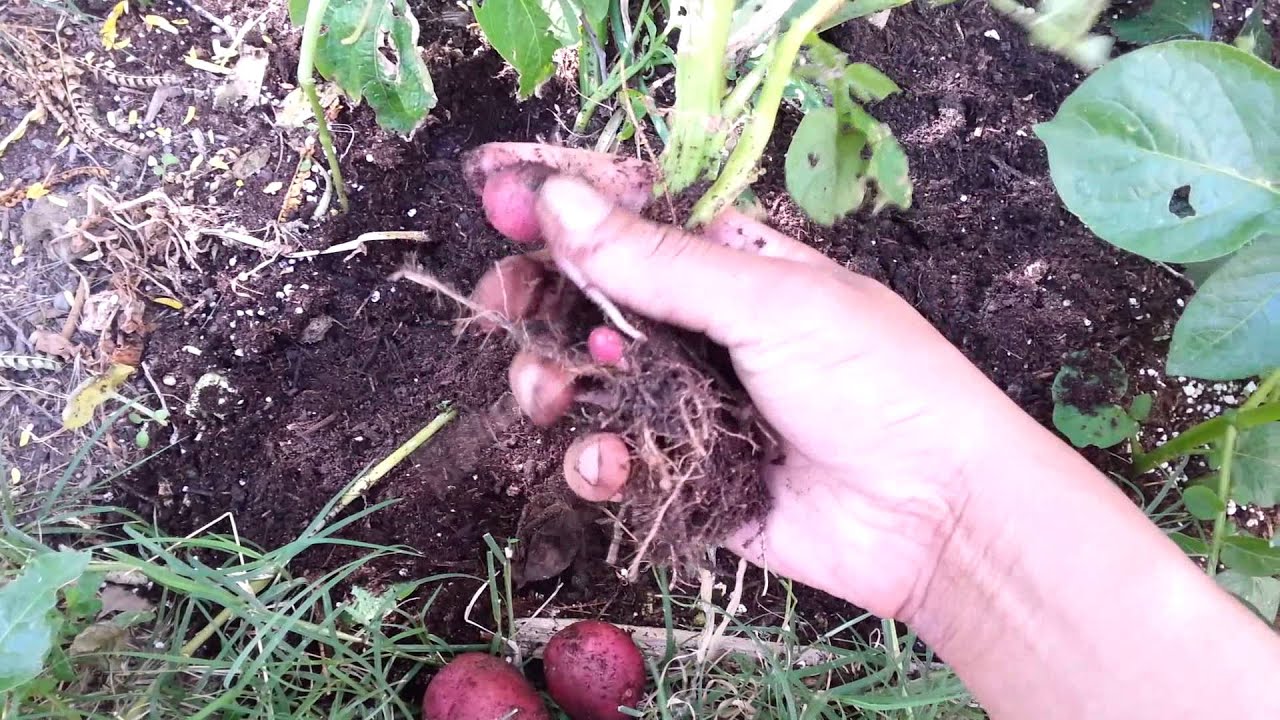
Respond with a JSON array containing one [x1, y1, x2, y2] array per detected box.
[[539, 176, 613, 241]]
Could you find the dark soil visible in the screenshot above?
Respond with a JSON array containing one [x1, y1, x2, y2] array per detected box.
[[6, 0, 1275, 657]]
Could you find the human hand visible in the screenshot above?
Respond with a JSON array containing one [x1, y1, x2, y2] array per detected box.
[[463, 143, 1047, 620]]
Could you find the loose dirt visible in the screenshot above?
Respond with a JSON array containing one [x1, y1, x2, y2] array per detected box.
[[3, 0, 1275, 657]]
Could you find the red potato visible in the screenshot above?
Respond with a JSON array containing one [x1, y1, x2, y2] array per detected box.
[[509, 351, 577, 427], [422, 653, 549, 720], [482, 166, 550, 244], [470, 256, 549, 330], [563, 433, 631, 502], [587, 326, 626, 366], [544, 621, 647, 720]]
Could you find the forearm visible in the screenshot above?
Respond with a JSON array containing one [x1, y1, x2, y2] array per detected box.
[[908, 413, 1280, 719]]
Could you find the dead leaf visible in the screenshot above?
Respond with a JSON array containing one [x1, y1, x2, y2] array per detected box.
[[262, 181, 284, 195], [99, 585, 154, 617], [70, 623, 127, 655], [300, 314, 334, 344], [80, 290, 122, 335], [101, 1, 130, 50], [231, 146, 271, 179], [515, 500, 583, 585], [143, 14, 180, 34], [30, 329, 78, 359], [153, 296, 183, 310], [0, 106, 46, 159], [63, 363, 135, 429], [25, 182, 50, 201], [213, 46, 269, 109], [275, 84, 341, 128]]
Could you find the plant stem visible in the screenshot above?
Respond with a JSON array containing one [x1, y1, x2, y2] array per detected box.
[[330, 408, 457, 520], [662, 0, 734, 193], [1205, 425, 1238, 578], [180, 575, 275, 657], [688, 0, 843, 226], [1243, 369, 1280, 411], [1132, 402, 1280, 474], [299, 0, 350, 213]]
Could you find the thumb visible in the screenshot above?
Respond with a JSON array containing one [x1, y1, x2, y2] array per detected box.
[[535, 175, 826, 349]]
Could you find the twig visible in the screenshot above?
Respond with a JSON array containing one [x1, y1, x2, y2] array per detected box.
[[59, 273, 88, 341], [328, 408, 458, 520], [514, 617, 834, 666]]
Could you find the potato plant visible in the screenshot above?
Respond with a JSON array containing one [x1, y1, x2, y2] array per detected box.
[[290, 0, 438, 211], [1039, 37, 1280, 620]]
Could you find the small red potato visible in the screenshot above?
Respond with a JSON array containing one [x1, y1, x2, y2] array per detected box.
[[482, 166, 549, 244], [587, 326, 626, 366], [422, 653, 549, 720], [563, 433, 631, 502], [544, 621, 646, 720], [471, 256, 549, 330], [509, 351, 576, 427]]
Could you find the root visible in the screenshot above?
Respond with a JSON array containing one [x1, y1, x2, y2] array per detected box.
[[389, 261, 514, 334]]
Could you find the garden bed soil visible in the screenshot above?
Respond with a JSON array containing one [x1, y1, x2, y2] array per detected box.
[[4, 0, 1275, 647]]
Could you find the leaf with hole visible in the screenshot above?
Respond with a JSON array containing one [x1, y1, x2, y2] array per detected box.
[[1111, 0, 1213, 45], [1167, 235, 1280, 380], [785, 108, 869, 225], [1036, 42, 1280, 263], [1216, 570, 1280, 623], [1182, 484, 1225, 520], [474, 0, 563, 99], [1234, 1, 1273, 63], [0, 550, 91, 692], [309, 0, 436, 134], [1051, 351, 1136, 449], [1221, 536, 1280, 576], [1230, 421, 1280, 507]]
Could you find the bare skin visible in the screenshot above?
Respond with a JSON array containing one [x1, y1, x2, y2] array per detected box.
[[465, 144, 1280, 718]]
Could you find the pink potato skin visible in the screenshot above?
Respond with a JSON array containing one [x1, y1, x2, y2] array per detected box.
[[482, 167, 547, 244], [544, 621, 647, 720], [587, 327, 626, 366], [422, 653, 550, 720]]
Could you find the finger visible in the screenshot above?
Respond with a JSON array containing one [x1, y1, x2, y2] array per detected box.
[[463, 143, 657, 212], [508, 350, 577, 427], [563, 432, 631, 502], [470, 255, 551, 330], [535, 176, 838, 349], [704, 208, 832, 267]]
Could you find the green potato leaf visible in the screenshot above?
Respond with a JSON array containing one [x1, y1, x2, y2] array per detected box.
[[1169, 531, 1209, 555], [1221, 536, 1280, 576], [845, 63, 900, 103], [310, 0, 436, 135], [0, 550, 91, 692], [1112, 0, 1213, 45], [474, 0, 562, 99], [1231, 422, 1280, 508], [1235, 2, 1274, 63], [785, 108, 868, 225], [1051, 351, 1137, 449], [1182, 484, 1225, 520], [1216, 570, 1280, 623], [1128, 393, 1154, 422], [1036, 42, 1280, 263], [1167, 235, 1280, 380]]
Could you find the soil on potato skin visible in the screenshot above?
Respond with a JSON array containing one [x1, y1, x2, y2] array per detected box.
[[11, 0, 1273, 658]]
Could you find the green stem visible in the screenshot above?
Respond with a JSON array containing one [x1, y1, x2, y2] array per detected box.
[[1205, 425, 1238, 578], [108, 392, 166, 425], [688, 0, 843, 226], [1132, 402, 1280, 474], [573, 23, 673, 134], [330, 409, 457, 519], [1243, 369, 1280, 411], [299, 0, 350, 213], [662, 0, 734, 193]]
